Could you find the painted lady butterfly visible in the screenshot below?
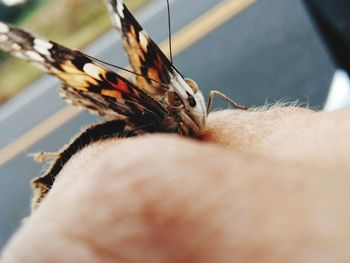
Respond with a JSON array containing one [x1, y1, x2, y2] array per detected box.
[[0, 0, 246, 209]]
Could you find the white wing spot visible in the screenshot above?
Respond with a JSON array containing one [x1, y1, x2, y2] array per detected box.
[[139, 32, 149, 51], [13, 51, 27, 60], [34, 39, 53, 56], [0, 34, 8, 42], [25, 50, 45, 62], [113, 14, 122, 29], [11, 43, 21, 50], [0, 22, 9, 33], [117, 0, 124, 18], [83, 63, 102, 80]]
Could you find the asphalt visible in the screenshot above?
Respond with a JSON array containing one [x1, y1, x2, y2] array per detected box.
[[0, 0, 335, 250]]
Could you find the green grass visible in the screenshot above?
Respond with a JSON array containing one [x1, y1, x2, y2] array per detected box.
[[0, 0, 149, 104]]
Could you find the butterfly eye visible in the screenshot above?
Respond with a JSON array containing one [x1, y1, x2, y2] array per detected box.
[[185, 78, 199, 94], [167, 92, 183, 108]]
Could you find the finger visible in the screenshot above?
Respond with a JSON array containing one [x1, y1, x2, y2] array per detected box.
[[205, 108, 350, 166], [204, 107, 315, 151], [2, 135, 350, 262]]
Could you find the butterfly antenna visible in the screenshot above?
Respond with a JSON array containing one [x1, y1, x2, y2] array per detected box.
[[166, 0, 173, 64], [85, 54, 171, 89]]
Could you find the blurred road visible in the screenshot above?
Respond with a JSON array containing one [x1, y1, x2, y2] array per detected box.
[[0, 0, 335, 249]]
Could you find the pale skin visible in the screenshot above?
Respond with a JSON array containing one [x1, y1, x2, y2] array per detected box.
[[1, 107, 350, 262]]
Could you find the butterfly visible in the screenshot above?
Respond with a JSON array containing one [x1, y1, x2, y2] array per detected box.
[[0, 0, 246, 209]]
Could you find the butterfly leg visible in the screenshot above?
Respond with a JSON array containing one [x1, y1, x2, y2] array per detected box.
[[31, 152, 58, 163], [207, 90, 248, 115]]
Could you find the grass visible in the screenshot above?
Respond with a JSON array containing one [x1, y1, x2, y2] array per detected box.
[[0, 0, 149, 104]]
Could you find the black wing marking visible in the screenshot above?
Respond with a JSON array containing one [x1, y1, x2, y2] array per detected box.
[[104, 0, 179, 98], [0, 21, 168, 127]]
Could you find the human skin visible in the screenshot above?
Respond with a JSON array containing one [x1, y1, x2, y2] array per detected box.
[[1, 107, 350, 262]]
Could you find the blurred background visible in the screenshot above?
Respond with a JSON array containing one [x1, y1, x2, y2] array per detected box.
[[0, 0, 348, 251]]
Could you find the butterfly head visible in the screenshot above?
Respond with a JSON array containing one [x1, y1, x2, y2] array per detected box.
[[166, 77, 206, 136]]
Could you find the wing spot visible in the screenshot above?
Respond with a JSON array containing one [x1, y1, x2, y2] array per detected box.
[[113, 14, 122, 29], [58, 61, 99, 88], [117, 1, 125, 18], [139, 31, 149, 52], [147, 68, 161, 87], [113, 79, 130, 93], [34, 39, 53, 56], [0, 34, 8, 42], [25, 50, 45, 62], [13, 51, 28, 60], [0, 22, 9, 33], [11, 43, 21, 51], [83, 63, 103, 81], [101, 89, 122, 98]]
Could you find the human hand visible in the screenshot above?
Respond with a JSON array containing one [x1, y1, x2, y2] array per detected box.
[[1, 107, 350, 262]]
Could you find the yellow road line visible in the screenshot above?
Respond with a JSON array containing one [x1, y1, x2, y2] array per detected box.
[[0, 107, 79, 165], [0, 0, 256, 166], [164, 0, 257, 55]]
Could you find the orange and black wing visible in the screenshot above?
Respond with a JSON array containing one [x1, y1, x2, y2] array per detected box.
[[0, 22, 168, 129], [104, 0, 179, 98], [104, 1, 208, 136]]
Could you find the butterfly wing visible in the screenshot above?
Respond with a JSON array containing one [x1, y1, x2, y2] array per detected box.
[[104, 0, 207, 135], [104, 0, 175, 98], [0, 22, 168, 129]]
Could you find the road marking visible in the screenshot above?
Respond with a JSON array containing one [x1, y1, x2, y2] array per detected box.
[[0, 107, 79, 165], [165, 0, 257, 55], [0, 0, 256, 166]]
